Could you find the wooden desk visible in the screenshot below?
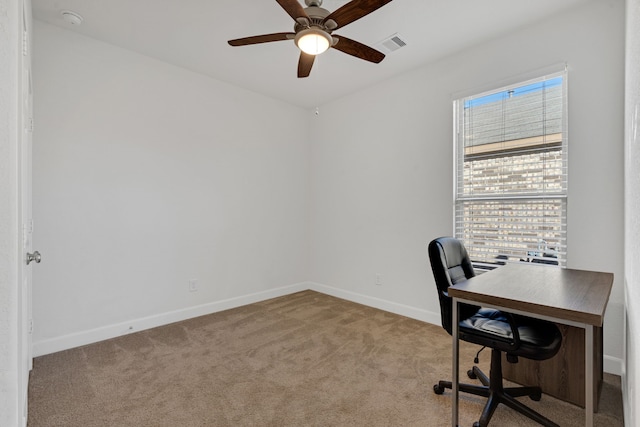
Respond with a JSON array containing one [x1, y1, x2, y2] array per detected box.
[[502, 323, 603, 409], [448, 263, 613, 427]]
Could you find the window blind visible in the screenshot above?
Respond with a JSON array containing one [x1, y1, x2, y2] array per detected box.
[[454, 72, 567, 268]]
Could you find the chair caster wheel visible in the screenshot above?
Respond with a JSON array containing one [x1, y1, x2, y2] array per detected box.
[[473, 422, 481, 427], [530, 391, 542, 401], [467, 369, 477, 379], [433, 384, 445, 395]]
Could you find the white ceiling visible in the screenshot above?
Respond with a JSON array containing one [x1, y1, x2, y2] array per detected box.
[[32, 0, 591, 109]]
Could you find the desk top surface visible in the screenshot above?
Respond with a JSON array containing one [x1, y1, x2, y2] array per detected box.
[[448, 263, 614, 326]]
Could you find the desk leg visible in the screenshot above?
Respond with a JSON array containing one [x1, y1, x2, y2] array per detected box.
[[585, 324, 594, 427], [452, 299, 459, 427]]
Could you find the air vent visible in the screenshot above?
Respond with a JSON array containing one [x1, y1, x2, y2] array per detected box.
[[376, 33, 407, 54]]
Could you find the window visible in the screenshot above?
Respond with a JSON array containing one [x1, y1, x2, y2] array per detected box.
[[454, 71, 567, 268]]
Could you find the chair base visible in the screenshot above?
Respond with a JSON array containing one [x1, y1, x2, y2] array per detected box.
[[433, 349, 558, 427]]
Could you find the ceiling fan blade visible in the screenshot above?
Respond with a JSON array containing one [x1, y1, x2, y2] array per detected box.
[[298, 52, 315, 78], [331, 35, 385, 63], [276, 0, 310, 24], [228, 32, 295, 46], [323, 0, 393, 30]]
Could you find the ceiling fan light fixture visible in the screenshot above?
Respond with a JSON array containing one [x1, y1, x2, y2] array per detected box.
[[295, 28, 331, 55]]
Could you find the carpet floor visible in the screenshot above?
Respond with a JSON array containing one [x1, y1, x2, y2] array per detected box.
[[28, 290, 624, 426]]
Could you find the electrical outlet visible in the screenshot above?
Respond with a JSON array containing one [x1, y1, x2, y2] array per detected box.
[[189, 279, 198, 292], [375, 274, 382, 286]]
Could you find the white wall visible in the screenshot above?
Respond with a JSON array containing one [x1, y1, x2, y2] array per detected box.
[[32, 0, 628, 378], [310, 0, 626, 373], [32, 22, 311, 355], [624, 0, 640, 423]]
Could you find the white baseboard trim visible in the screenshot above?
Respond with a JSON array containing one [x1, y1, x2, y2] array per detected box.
[[32, 281, 626, 378], [307, 282, 624, 376], [604, 355, 623, 376], [32, 282, 309, 357], [307, 281, 442, 326]]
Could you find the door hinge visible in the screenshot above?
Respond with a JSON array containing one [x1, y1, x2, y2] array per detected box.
[[28, 319, 33, 334], [22, 225, 28, 248], [22, 31, 28, 57], [22, 219, 33, 248]]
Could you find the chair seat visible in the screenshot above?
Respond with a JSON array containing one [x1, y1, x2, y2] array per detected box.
[[460, 308, 562, 361]]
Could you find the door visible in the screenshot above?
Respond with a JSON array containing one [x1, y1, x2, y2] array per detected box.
[[19, 0, 35, 423]]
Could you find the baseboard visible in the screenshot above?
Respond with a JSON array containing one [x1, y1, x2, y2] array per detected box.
[[32, 281, 626, 378], [604, 355, 623, 376], [32, 282, 309, 357], [308, 282, 625, 376], [306, 282, 442, 326]]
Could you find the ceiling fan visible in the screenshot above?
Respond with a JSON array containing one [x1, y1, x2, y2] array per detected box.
[[228, 0, 393, 78]]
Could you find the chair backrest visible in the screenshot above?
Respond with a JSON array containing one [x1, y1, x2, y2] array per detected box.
[[428, 237, 479, 334]]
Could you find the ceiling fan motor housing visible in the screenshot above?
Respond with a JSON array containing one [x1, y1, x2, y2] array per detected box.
[[295, 6, 332, 32], [293, 4, 337, 51]]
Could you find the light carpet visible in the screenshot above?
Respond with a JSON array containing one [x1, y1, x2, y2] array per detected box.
[[28, 290, 624, 426]]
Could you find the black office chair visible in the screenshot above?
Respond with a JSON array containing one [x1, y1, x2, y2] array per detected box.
[[428, 237, 563, 427]]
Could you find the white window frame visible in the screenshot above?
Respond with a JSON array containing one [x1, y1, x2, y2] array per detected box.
[[453, 69, 568, 269]]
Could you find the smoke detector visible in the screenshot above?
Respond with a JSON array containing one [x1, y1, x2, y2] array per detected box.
[[61, 10, 83, 26]]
